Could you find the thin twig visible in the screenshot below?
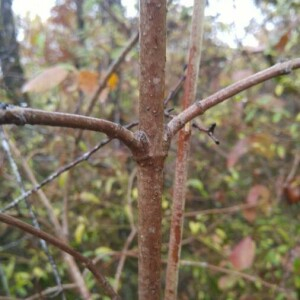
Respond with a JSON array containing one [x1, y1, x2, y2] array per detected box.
[[0, 128, 66, 300], [164, 68, 187, 107], [184, 202, 258, 217], [0, 213, 121, 300], [25, 283, 77, 300], [7, 133, 92, 299], [167, 58, 300, 137], [0, 122, 138, 213], [85, 32, 139, 117], [75, 32, 139, 143], [285, 153, 300, 185], [113, 168, 138, 290], [192, 122, 220, 144], [7, 136, 62, 232], [180, 260, 294, 296], [126, 167, 137, 229], [114, 227, 137, 291]]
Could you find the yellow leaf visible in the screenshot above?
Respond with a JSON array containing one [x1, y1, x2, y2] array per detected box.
[[22, 65, 69, 93], [107, 73, 119, 91]]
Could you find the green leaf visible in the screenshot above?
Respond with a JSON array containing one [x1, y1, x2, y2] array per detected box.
[[75, 223, 86, 244], [80, 192, 100, 204], [189, 221, 206, 234], [58, 171, 69, 188], [95, 246, 113, 256], [187, 179, 208, 197], [275, 84, 284, 96]]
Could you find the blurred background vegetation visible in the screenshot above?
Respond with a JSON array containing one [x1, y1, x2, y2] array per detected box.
[[0, 0, 299, 299]]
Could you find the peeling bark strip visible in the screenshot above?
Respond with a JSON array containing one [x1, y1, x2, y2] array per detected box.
[[138, 0, 167, 299], [165, 1, 205, 298]]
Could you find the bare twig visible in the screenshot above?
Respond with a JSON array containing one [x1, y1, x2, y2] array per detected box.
[[85, 32, 139, 117], [0, 122, 138, 213], [100, 2, 131, 36], [0, 213, 121, 300], [285, 153, 300, 185], [164, 68, 187, 107], [126, 167, 137, 229], [0, 128, 66, 300], [25, 283, 77, 300], [192, 122, 220, 144], [7, 134, 92, 299], [184, 202, 258, 217], [7, 136, 62, 232], [114, 227, 137, 291], [167, 58, 300, 137], [113, 168, 138, 290]]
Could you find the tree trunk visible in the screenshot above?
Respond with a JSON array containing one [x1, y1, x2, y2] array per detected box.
[[137, 0, 167, 299]]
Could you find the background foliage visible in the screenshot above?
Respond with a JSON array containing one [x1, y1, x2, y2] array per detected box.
[[0, 0, 299, 299]]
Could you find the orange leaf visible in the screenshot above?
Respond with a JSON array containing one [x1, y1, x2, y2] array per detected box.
[[22, 66, 69, 93], [78, 70, 99, 95], [275, 30, 290, 52], [230, 237, 256, 270]]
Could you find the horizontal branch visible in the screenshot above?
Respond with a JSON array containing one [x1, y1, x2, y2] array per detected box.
[[0, 213, 121, 300], [180, 260, 293, 295], [25, 283, 77, 300], [167, 58, 300, 137], [0, 106, 141, 152], [184, 202, 257, 217]]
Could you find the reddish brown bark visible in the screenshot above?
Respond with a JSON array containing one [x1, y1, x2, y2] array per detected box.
[[137, 0, 167, 299], [165, 1, 205, 298]]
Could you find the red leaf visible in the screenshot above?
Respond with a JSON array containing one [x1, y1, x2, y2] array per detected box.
[[227, 138, 250, 168], [230, 237, 256, 270], [243, 185, 270, 222], [218, 275, 238, 290]]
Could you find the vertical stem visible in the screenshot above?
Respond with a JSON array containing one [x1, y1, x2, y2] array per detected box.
[[164, 1, 205, 299], [137, 162, 164, 300], [138, 0, 166, 299]]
